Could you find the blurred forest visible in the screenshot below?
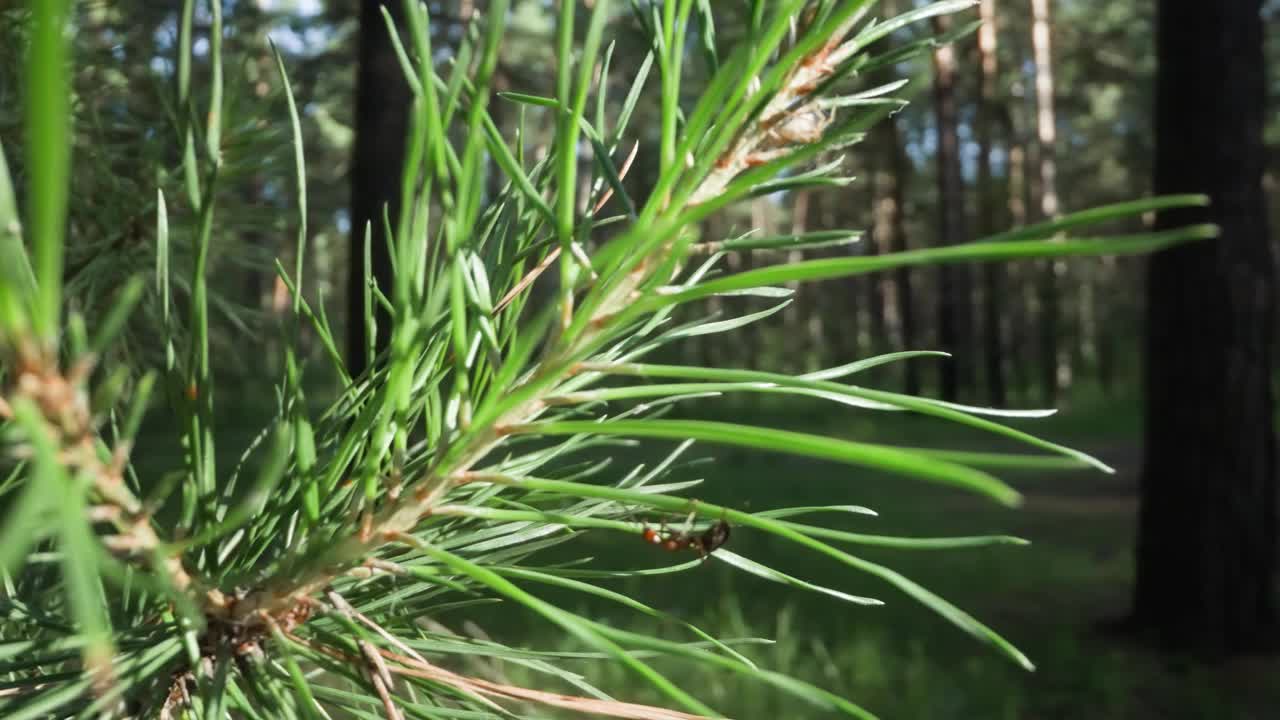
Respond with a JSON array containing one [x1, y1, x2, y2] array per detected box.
[[8, 0, 1276, 398], [2, 1, 1269, 397], [1, 1, 1278, 717]]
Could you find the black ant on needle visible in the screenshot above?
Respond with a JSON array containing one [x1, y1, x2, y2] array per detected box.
[[640, 504, 731, 561]]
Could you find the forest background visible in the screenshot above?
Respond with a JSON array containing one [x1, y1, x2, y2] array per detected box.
[[1, 0, 1277, 718]]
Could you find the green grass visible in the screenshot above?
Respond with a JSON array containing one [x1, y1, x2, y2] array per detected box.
[[440, 394, 1274, 720]]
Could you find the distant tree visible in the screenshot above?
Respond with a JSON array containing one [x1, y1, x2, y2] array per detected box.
[[881, 117, 921, 396], [930, 13, 974, 402], [347, 0, 412, 377], [1029, 0, 1062, 404], [1000, 87, 1033, 398], [1132, 0, 1277, 653], [976, 0, 1005, 405]]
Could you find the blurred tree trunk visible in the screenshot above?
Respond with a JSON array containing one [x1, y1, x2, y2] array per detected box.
[[930, 15, 973, 402], [1094, 256, 1119, 393], [976, 0, 1005, 406], [242, 174, 267, 313], [347, 0, 412, 377], [881, 118, 920, 396], [1132, 0, 1277, 654], [1001, 104, 1032, 400], [864, 147, 888, 361], [1029, 0, 1062, 404], [1072, 265, 1098, 386]]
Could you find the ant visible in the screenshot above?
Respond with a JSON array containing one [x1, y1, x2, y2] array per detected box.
[[640, 505, 731, 561]]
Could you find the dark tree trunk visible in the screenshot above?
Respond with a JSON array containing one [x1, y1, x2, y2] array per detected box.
[[930, 15, 973, 402], [1001, 105, 1032, 401], [242, 173, 267, 313], [1132, 0, 1277, 654], [1095, 257, 1119, 394], [976, 0, 1005, 406], [347, 0, 412, 378], [883, 117, 920, 397], [863, 152, 887, 359], [1036, 264, 1060, 404]]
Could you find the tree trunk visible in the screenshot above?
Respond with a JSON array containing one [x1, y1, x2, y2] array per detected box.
[[930, 14, 973, 402], [976, 0, 1005, 406], [1095, 256, 1119, 394], [882, 118, 920, 397], [1001, 105, 1031, 401], [1132, 0, 1277, 654], [1029, 0, 1062, 405], [347, 0, 412, 378], [863, 147, 888, 360]]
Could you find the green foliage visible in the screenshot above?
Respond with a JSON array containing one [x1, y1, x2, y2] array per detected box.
[[0, 1, 1214, 718], [512, 437, 1269, 720]]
